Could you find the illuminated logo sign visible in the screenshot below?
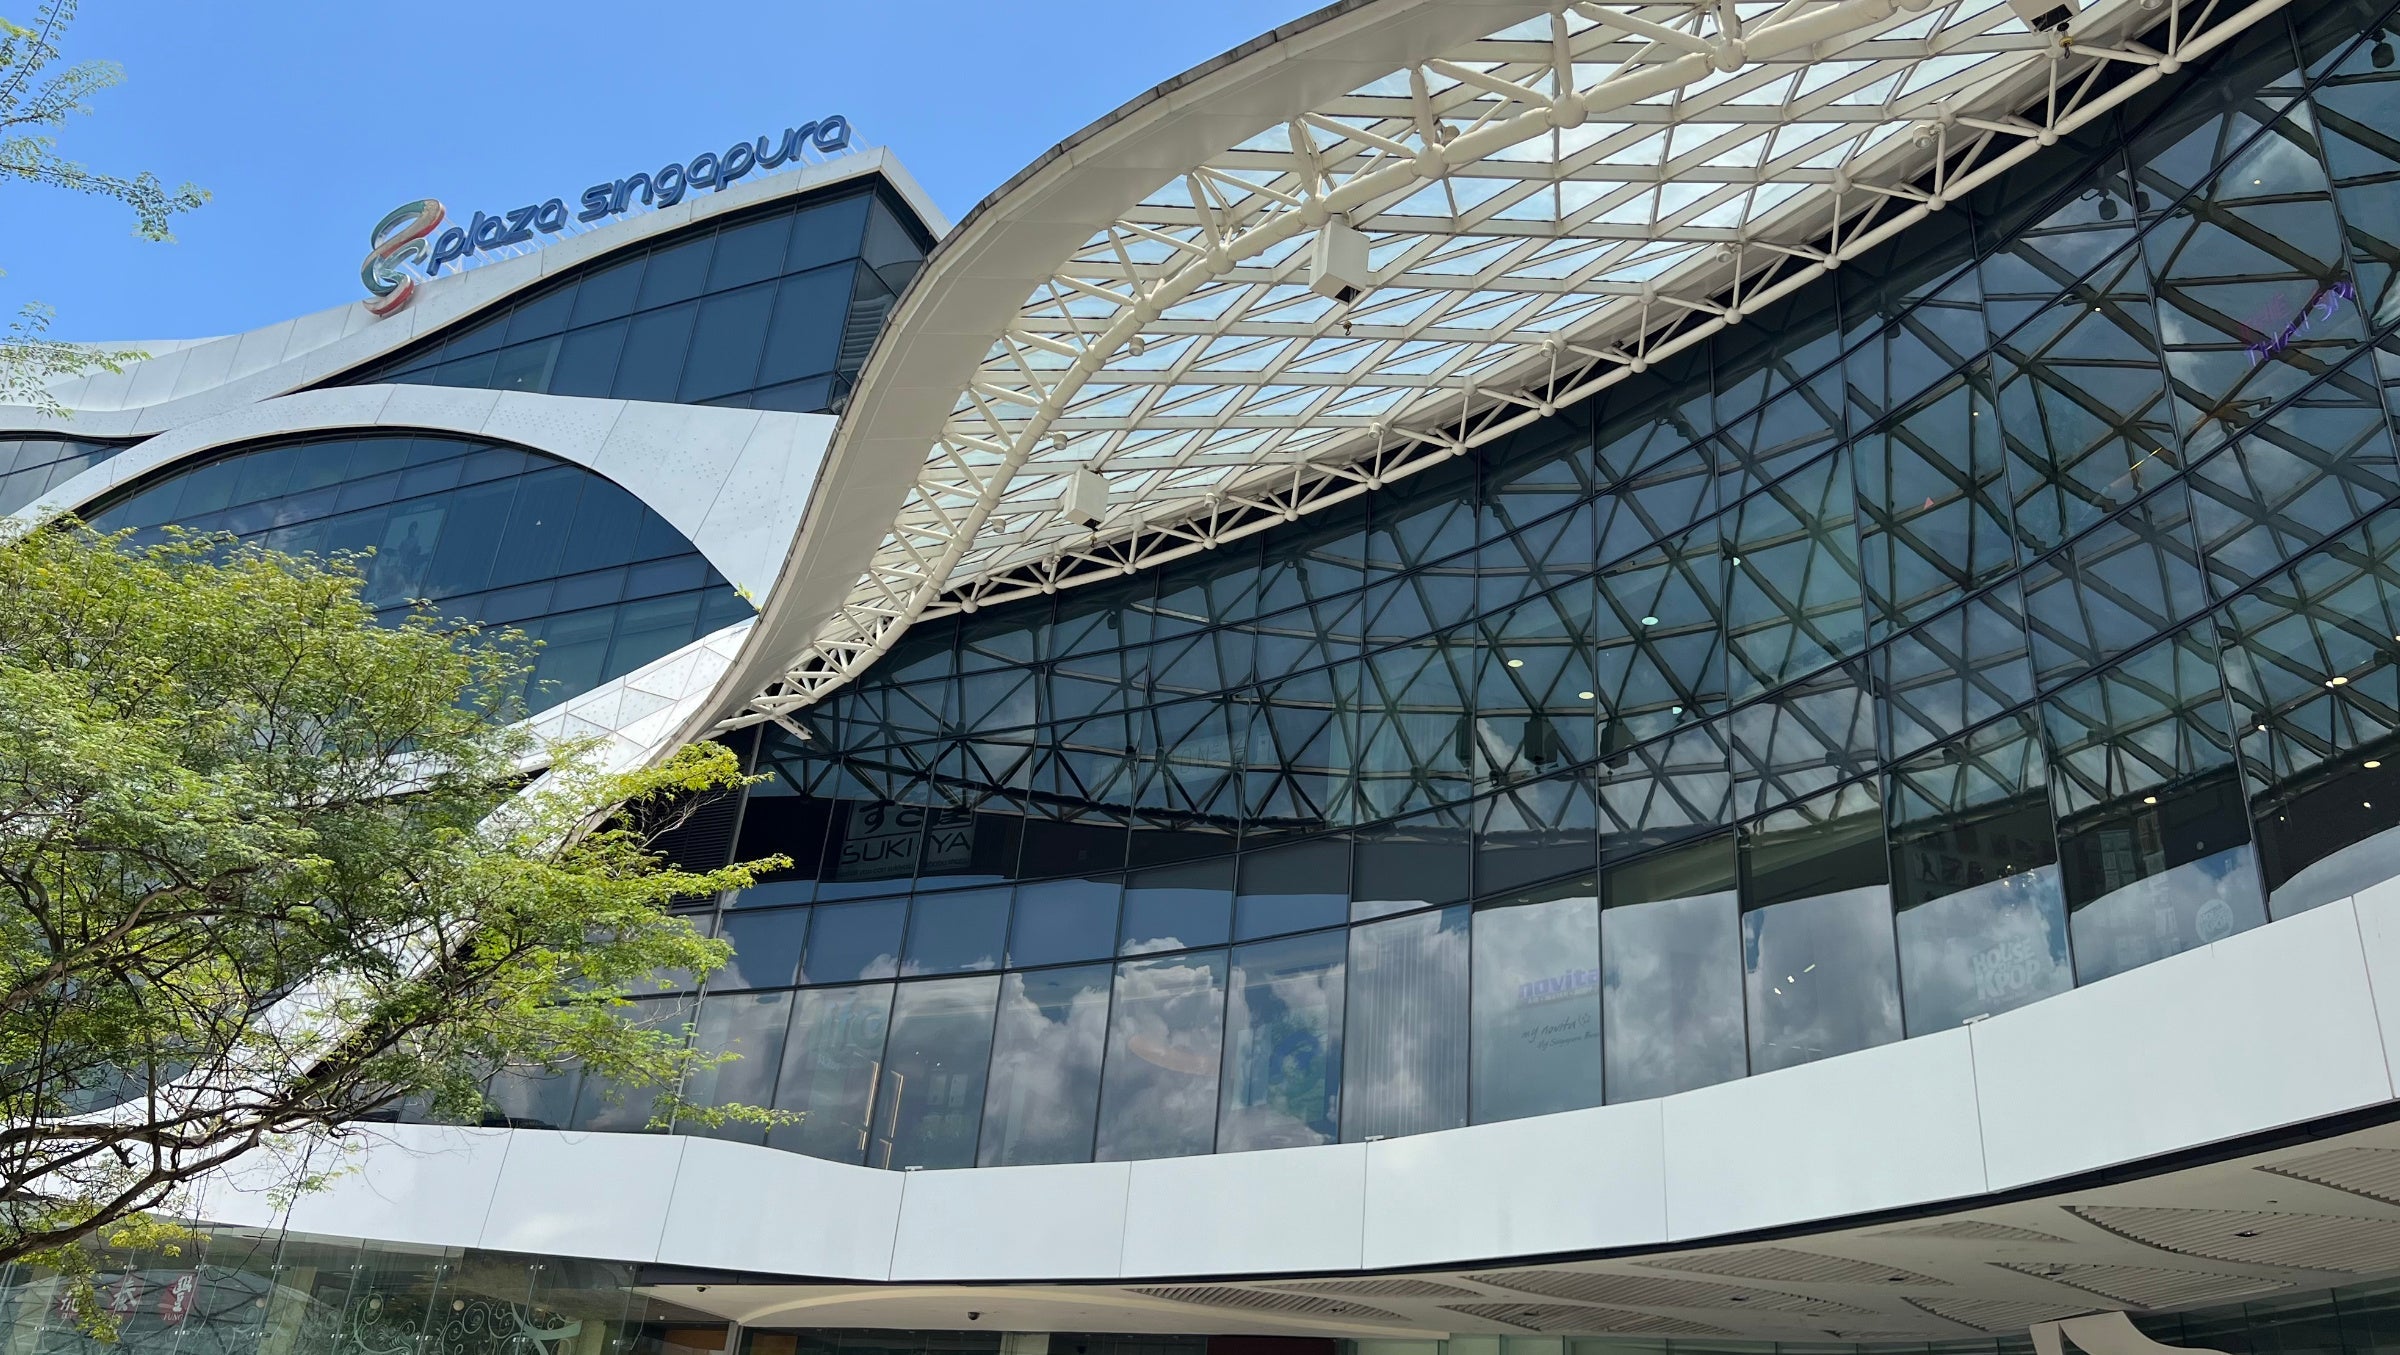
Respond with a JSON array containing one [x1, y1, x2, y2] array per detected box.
[[360, 117, 852, 314], [2247, 277, 2355, 367], [361, 198, 445, 317]]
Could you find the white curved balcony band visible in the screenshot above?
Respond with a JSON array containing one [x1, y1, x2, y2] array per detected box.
[[185, 885, 2400, 1316], [722, 0, 2293, 730]]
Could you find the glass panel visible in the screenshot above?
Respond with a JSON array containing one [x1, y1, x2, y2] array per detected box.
[[1008, 876, 1122, 967], [2049, 629, 2267, 982], [1342, 905, 1468, 1141], [800, 897, 906, 983], [1891, 714, 2074, 1033], [901, 887, 1007, 975], [680, 991, 793, 1142], [978, 964, 1111, 1166], [768, 983, 893, 1164], [868, 975, 998, 1169], [1095, 950, 1227, 1160], [1233, 837, 1349, 940], [714, 908, 808, 990], [1121, 858, 1234, 954], [1602, 835, 1744, 1102], [1218, 929, 1344, 1152], [1739, 783, 1901, 1074], [1470, 877, 1602, 1123]]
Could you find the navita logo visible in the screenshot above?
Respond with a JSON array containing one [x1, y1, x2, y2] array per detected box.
[[359, 117, 853, 315]]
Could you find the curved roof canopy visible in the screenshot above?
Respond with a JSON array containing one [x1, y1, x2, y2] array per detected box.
[[721, 0, 2286, 728]]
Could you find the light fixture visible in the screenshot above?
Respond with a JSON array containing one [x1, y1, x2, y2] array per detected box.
[[2331, 675, 2351, 686], [1671, 705, 1684, 715], [1641, 615, 1660, 626], [2370, 760, 2385, 770], [2258, 724, 2269, 733], [1506, 657, 1524, 668], [1579, 690, 1596, 700], [2143, 795, 2158, 805]]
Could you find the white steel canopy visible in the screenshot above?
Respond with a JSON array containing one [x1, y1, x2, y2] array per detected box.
[[718, 0, 2288, 730]]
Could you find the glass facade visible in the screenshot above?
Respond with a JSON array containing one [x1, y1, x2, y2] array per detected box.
[[398, 0, 2400, 1171], [334, 186, 929, 414], [0, 434, 128, 516], [83, 433, 749, 708]]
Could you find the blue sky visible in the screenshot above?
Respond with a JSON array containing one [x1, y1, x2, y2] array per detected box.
[[0, 0, 1319, 342]]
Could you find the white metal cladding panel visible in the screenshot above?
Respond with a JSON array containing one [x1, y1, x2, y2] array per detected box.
[[889, 1160, 1132, 1281], [1971, 897, 2394, 1193], [191, 888, 2400, 1281]]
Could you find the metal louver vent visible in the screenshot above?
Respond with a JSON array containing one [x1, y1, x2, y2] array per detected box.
[[2261, 1147, 2400, 1206], [1904, 1296, 2099, 1333], [1262, 1279, 1482, 1299], [1873, 1219, 2071, 1244], [1441, 1303, 1734, 1335], [1468, 1269, 1874, 1314], [1992, 1263, 2290, 1309], [2073, 1207, 2400, 1273], [1644, 1248, 1945, 1286], [1128, 1287, 1400, 1320]]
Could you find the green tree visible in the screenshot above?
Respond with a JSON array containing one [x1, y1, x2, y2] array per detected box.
[[0, 523, 781, 1302], [1, 1, 207, 411]]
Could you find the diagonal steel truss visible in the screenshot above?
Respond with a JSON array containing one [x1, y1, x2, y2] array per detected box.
[[724, 0, 2294, 731]]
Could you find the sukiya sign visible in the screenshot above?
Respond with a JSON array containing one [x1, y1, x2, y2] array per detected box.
[[361, 117, 853, 316]]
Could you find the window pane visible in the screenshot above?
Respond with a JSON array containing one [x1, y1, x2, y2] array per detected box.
[[612, 303, 698, 403], [1121, 858, 1233, 954], [1342, 905, 1468, 1141], [1095, 950, 1226, 1160], [1008, 876, 1121, 967], [1891, 714, 2074, 1033], [567, 257, 646, 325], [714, 909, 809, 990], [1233, 838, 1348, 940], [1352, 812, 1471, 920], [680, 991, 793, 1143], [679, 284, 774, 402], [635, 237, 712, 308], [869, 975, 997, 1169], [1219, 930, 1345, 1152], [1740, 784, 1901, 1074], [1602, 835, 1744, 1102], [2047, 630, 2265, 983], [758, 265, 854, 386], [768, 983, 892, 1164], [800, 897, 905, 983], [979, 965, 1110, 1166], [788, 193, 871, 272], [707, 214, 792, 291], [1469, 878, 1601, 1123], [902, 887, 1007, 975], [548, 320, 627, 398]]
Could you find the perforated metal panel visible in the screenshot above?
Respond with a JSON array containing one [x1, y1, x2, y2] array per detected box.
[[2072, 1207, 2400, 1273], [1468, 1270, 1875, 1315], [1440, 1303, 1734, 1336], [1873, 1219, 2072, 1244], [2261, 1148, 2400, 1207], [1643, 1249, 1945, 1286], [1127, 1288, 1401, 1320], [1991, 1263, 2291, 1309], [1904, 1296, 2100, 1333], [1261, 1278, 1483, 1299]]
